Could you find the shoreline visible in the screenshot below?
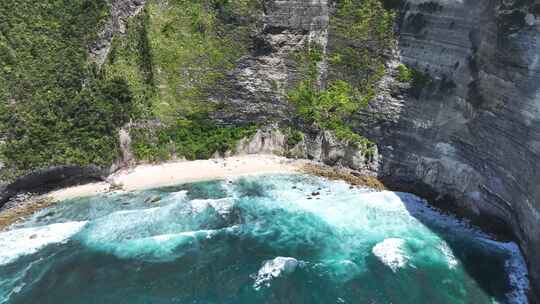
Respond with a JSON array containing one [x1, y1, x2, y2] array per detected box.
[[49, 154, 305, 201], [1, 155, 308, 230], [0, 154, 517, 244], [0, 155, 533, 301]]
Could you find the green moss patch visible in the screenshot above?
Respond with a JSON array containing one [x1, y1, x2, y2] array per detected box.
[[396, 64, 433, 98]]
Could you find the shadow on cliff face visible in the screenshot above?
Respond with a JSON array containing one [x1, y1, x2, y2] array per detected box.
[[393, 191, 517, 302], [0, 166, 107, 208]]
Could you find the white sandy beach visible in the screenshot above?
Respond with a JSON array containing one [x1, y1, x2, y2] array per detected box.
[[46, 154, 305, 202]]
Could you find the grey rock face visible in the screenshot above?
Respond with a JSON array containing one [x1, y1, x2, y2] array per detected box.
[[211, 0, 329, 124], [119, 128, 134, 165], [235, 128, 288, 155], [234, 126, 378, 174], [298, 130, 379, 173], [354, 0, 540, 300], [262, 0, 329, 31], [89, 0, 146, 65]]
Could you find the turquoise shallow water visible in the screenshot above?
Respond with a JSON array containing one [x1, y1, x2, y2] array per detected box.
[[0, 174, 529, 303]]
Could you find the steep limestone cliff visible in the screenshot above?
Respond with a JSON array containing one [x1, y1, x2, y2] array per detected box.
[[356, 0, 540, 300]]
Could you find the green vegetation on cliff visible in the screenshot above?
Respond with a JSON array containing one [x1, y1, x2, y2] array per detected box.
[[104, 0, 261, 123], [103, 10, 154, 120], [287, 0, 394, 154], [124, 0, 261, 162], [143, 0, 259, 121], [288, 80, 374, 148], [397, 64, 413, 82], [0, 0, 132, 180], [0, 0, 401, 178], [0, 0, 261, 179], [328, 0, 394, 93], [397, 64, 433, 98]]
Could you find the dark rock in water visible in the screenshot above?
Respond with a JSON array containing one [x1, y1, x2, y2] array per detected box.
[[109, 182, 124, 191], [311, 191, 320, 196], [36, 211, 56, 220], [145, 195, 161, 204]]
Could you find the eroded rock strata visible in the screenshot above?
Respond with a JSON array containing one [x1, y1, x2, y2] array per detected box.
[[363, 1, 540, 301]]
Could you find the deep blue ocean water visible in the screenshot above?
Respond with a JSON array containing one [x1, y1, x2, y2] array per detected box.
[[0, 174, 529, 303]]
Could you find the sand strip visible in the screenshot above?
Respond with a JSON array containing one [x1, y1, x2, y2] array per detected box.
[[47, 154, 304, 202]]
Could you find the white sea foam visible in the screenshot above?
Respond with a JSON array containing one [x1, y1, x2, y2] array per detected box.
[[438, 242, 459, 269], [188, 198, 234, 216], [253, 257, 300, 290], [151, 229, 218, 242], [0, 221, 87, 265], [114, 206, 161, 215], [322, 259, 363, 282], [1, 175, 530, 302], [157, 190, 188, 205], [241, 176, 529, 299], [372, 238, 409, 272], [108, 230, 218, 261], [86, 226, 241, 261], [76, 195, 239, 261], [171, 190, 188, 199]]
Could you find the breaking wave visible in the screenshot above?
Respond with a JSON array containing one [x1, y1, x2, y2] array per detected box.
[[0, 174, 529, 304]]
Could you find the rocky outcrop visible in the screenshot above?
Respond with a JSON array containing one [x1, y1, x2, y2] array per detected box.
[[294, 130, 379, 173], [89, 0, 146, 65], [234, 126, 378, 174], [117, 127, 135, 168], [0, 165, 107, 206], [210, 0, 329, 124], [235, 128, 288, 155]]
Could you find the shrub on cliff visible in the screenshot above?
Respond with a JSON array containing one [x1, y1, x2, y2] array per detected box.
[[130, 117, 257, 162], [0, 0, 135, 180], [287, 0, 394, 153]]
